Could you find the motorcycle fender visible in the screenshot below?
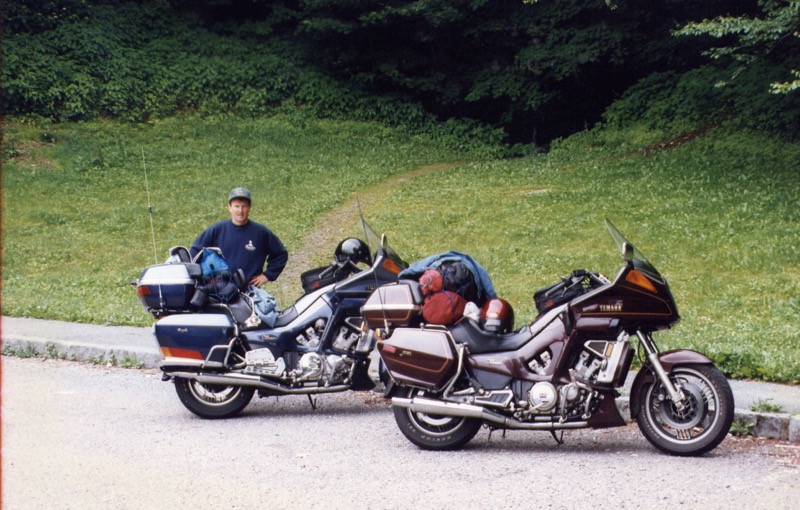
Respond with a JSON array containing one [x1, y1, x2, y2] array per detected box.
[[628, 349, 714, 419]]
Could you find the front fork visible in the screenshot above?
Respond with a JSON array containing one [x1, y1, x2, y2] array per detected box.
[[636, 331, 687, 412]]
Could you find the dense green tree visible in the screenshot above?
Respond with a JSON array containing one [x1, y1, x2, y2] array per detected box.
[[4, 0, 797, 141], [204, 0, 755, 143], [675, 0, 800, 94]]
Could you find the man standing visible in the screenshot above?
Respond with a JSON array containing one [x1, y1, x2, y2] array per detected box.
[[191, 187, 288, 286]]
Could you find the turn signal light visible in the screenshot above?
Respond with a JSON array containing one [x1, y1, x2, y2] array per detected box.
[[382, 259, 404, 275], [625, 270, 657, 293]]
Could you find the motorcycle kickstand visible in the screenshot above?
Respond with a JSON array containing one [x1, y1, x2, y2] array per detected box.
[[307, 394, 318, 410], [549, 430, 564, 446], [487, 427, 507, 443]]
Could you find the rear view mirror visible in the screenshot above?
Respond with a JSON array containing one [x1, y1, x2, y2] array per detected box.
[[622, 242, 634, 262]]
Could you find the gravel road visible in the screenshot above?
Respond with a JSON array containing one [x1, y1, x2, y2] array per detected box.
[[3, 357, 798, 510]]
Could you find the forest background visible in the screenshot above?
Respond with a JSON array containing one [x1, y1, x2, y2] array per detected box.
[[2, 0, 799, 383]]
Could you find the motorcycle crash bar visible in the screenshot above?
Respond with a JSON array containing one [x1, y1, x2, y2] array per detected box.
[[393, 396, 590, 430]]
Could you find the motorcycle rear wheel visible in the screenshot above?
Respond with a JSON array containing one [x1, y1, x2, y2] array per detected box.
[[174, 377, 255, 419], [636, 364, 734, 456], [392, 388, 482, 451]]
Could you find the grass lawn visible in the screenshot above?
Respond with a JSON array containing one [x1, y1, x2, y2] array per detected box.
[[3, 116, 799, 383]]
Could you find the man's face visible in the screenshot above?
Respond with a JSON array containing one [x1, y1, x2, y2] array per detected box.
[[228, 199, 251, 226]]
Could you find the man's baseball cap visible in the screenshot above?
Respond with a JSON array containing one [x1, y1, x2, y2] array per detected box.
[[228, 187, 252, 203]]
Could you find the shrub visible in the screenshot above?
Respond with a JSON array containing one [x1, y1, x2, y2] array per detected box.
[[602, 65, 800, 138], [3, 1, 512, 151]]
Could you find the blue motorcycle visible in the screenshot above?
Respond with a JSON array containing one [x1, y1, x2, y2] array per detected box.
[[135, 218, 405, 418]]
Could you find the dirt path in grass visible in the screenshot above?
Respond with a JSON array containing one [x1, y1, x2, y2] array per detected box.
[[275, 162, 460, 298]]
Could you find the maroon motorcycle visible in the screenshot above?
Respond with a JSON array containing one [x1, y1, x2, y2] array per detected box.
[[362, 220, 734, 456]]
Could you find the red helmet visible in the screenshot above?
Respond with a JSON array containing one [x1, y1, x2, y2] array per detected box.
[[480, 298, 514, 334]]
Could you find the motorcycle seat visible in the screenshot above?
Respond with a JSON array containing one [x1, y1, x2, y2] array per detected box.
[[449, 319, 531, 354], [273, 306, 298, 328]]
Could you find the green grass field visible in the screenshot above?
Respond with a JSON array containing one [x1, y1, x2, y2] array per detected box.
[[3, 116, 799, 382]]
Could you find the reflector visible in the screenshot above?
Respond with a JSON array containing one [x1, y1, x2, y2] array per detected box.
[[161, 347, 204, 360]]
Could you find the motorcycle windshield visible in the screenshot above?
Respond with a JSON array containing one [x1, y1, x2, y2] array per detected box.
[[605, 219, 665, 284], [360, 215, 405, 269]]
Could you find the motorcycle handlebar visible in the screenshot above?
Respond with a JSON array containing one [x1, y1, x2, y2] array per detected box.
[[561, 269, 602, 293], [320, 259, 362, 279]]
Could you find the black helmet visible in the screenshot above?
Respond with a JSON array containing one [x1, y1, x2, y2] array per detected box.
[[335, 238, 371, 266]]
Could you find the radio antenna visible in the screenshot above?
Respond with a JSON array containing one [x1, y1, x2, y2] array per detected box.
[[355, 194, 368, 241], [141, 148, 159, 265]]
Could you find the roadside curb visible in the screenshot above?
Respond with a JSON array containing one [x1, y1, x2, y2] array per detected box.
[[1, 334, 162, 370], [733, 409, 800, 442], [615, 397, 800, 442]]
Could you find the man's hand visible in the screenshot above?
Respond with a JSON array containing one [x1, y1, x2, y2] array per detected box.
[[250, 274, 269, 287]]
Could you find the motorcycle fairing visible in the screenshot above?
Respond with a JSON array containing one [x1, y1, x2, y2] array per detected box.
[[585, 392, 627, 428], [336, 260, 401, 293], [570, 265, 679, 332]]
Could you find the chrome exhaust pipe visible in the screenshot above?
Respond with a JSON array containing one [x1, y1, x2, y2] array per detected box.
[[393, 396, 590, 431], [393, 396, 486, 419], [168, 371, 350, 395]]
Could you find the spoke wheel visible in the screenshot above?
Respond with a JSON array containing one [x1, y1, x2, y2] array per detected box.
[[636, 364, 734, 456], [392, 388, 482, 451], [174, 377, 254, 419]]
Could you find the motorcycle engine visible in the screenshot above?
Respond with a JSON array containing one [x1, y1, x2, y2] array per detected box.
[[295, 319, 327, 347], [244, 348, 286, 377], [295, 352, 324, 381], [291, 352, 352, 385], [331, 325, 360, 352], [244, 347, 355, 385], [518, 346, 601, 419], [528, 382, 557, 412], [331, 317, 367, 353], [523, 380, 586, 418], [573, 337, 631, 384]]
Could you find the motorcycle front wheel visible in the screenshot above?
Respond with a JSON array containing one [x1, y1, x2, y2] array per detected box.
[[636, 364, 734, 456], [392, 388, 482, 451], [174, 377, 255, 419]]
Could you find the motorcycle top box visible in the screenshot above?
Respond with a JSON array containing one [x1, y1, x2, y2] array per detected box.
[[361, 280, 423, 329], [136, 262, 202, 314]]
